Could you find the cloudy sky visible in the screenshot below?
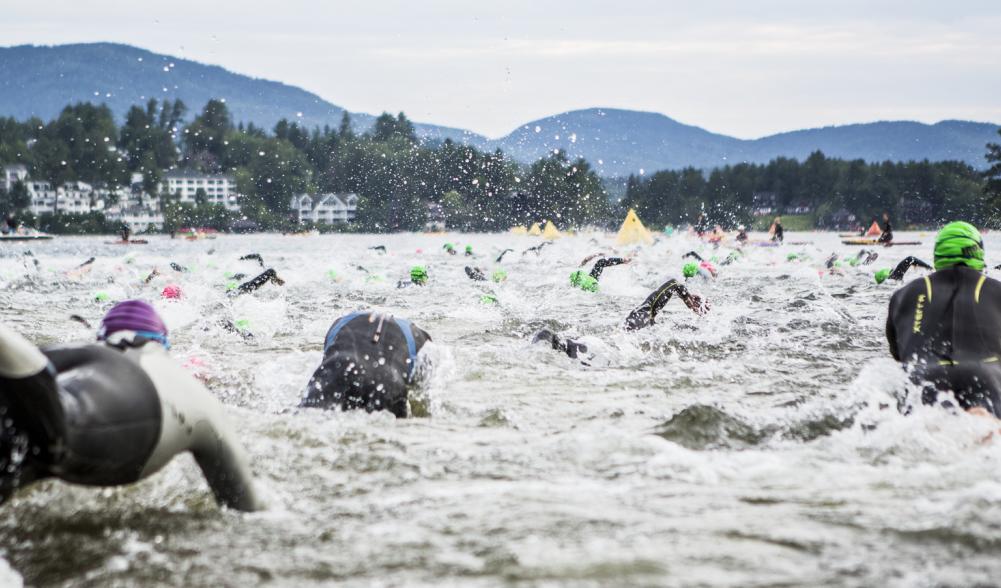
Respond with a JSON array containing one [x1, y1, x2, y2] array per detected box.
[[3, 0, 999, 138]]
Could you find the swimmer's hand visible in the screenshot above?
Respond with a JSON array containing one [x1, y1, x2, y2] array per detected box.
[[683, 294, 709, 315]]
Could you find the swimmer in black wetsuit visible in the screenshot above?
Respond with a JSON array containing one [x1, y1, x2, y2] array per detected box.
[[770, 216, 784, 243], [532, 329, 588, 359], [886, 222, 1001, 417], [465, 266, 487, 281], [874, 257, 932, 284], [625, 278, 708, 331], [0, 300, 261, 509], [240, 253, 265, 267], [570, 256, 631, 291], [300, 311, 432, 418], [231, 269, 285, 295]]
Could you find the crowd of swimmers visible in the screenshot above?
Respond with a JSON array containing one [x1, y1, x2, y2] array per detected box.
[[2, 218, 1000, 513]]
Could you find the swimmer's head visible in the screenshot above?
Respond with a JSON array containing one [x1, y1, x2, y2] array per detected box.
[[98, 299, 170, 349], [410, 266, 429, 285], [569, 270, 585, 287], [682, 262, 699, 278], [492, 269, 508, 283], [934, 221, 984, 271], [465, 245, 473, 255], [874, 268, 891, 284], [161, 284, 183, 300]]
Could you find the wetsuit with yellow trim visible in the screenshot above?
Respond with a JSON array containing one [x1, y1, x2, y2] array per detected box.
[[625, 279, 706, 331], [887, 266, 1001, 416]]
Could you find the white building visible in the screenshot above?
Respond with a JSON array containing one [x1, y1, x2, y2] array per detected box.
[[3, 164, 27, 192], [105, 205, 164, 232], [163, 169, 240, 211], [290, 193, 358, 225], [26, 180, 118, 216]]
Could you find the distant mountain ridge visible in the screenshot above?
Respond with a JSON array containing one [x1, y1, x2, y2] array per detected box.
[[1, 43, 997, 176]]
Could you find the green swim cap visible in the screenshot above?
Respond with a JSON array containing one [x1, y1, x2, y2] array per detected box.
[[480, 294, 498, 304], [234, 318, 251, 331], [410, 266, 428, 284], [327, 269, 338, 280], [579, 275, 599, 292], [225, 281, 238, 291], [683, 262, 699, 278], [492, 269, 508, 283], [934, 221, 984, 271], [786, 253, 799, 261], [848, 257, 860, 267], [570, 270, 585, 287], [443, 243, 455, 251], [224, 271, 234, 279], [465, 245, 473, 254], [94, 291, 110, 302], [874, 268, 891, 284]]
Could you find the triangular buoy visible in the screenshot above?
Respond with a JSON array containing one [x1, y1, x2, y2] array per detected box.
[[616, 209, 654, 245], [510, 226, 528, 235], [528, 222, 542, 236], [542, 220, 562, 240], [865, 221, 882, 237]]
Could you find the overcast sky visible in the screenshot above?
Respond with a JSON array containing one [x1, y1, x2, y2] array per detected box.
[[3, 0, 999, 139]]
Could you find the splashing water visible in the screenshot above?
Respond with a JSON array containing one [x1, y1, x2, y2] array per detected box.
[[1, 231, 1000, 586]]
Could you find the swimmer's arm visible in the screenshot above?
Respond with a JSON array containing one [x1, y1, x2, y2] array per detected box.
[[190, 427, 262, 511], [579, 253, 605, 267], [589, 257, 629, 280], [886, 301, 900, 361], [682, 251, 704, 262], [649, 279, 708, 317], [889, 257, 931, 281]]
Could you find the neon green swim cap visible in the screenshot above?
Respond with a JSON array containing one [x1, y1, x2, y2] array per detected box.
[[492, 269, 508, 283], [465, 245, 473, 254], [934, 221, 984, 271], [480, 294, 498, 304], [234, 318, 251, 331], [94, 292, 110, 302], [443, 243, 455, 251], [683, 262, 699, 278], [579, 275, 599, 292], [874, 268, 891, 284], [848, 257, 860, 267], [410, 265, 429, 284], [570, 270, 585, 287], [786, 253, 799, 262], [225, 281, 238, 291]]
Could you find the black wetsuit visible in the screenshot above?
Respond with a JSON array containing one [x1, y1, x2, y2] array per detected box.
[[240, 253, 265, 267], [888, 257, 932, 281], [301, 312, 431, 418], [232, 269, 284, 295], [772, 223, 784, 243], [465, 266, 487, 281], [625, 279, 693, 331], [589, 257, 627, 280], [736, 230, 748, 244], [887, 266, 1001, 416], [683, 251, 704, 262], [496, 249, 514, 263], [879, 219, 894, 244], [532, 329, 588, 359]]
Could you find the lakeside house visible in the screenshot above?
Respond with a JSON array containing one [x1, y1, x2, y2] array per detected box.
[[162, 169, 240, 211], [290, 193, 358, 225]]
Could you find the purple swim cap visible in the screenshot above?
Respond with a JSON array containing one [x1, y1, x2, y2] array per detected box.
[[98, 300, 168, 341]]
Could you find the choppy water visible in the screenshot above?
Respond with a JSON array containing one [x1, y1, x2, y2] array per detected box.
[[2, 231, 1001, 587]]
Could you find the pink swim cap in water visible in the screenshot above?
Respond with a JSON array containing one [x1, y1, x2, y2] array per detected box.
[[162, 284, 183, 299]]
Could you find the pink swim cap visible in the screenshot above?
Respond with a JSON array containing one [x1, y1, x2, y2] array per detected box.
[[161, 284, 183, 300]]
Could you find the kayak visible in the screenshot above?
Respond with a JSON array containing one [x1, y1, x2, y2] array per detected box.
[[0, 234, 54, 241], [842, 238, 922, 246]]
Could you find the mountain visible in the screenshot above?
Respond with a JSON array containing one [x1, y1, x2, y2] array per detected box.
[[0, 43, 484, 143], [485, 108, 1000, 176], [0, 43, 997, 176]]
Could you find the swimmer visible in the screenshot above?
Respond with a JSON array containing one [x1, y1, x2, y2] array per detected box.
[[239, 253, 265, 267], [398, 266, 428, 288], [682, 261, 716, 281], [735, 225, 748, 244], [770, 216, 784, 243], [496, 249, 514, 263], [886, 222, 1001, 417], [570, 256, 630, 291], [625, 278, 708, 331], [524, 242, 552, 256], [531, 329, 588, 360], [300, 311, 431, 418], [368, 245, 387, 254], [230, 269, 285, 296], [464, 245, 474, 257], [170, 262, 189, 273], [878, 212, 893, 244], [465, 266, 487, 282], [0, 301, 261, 510], [874, 257, 932, 284], [443, 243, 457, 256]]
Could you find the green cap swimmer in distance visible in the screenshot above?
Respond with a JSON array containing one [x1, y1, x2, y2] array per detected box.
[[934, 221, 985, 271], [410, 265, 429, 285], [492, 269, 508, 283], [683, 262, 699, 279], [874, 268, 891, 284], [570, 270, 598, 292]]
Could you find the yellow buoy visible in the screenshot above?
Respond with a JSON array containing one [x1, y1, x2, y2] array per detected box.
[[542, 220, 562, 240], [616, 209, 654, 245], [528, 222, 542, 236]]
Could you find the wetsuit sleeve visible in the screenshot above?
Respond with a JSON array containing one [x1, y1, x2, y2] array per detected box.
[[886, 294, 900, 361], [589, 258, 627, 280], [0, 324, 66, 462], [682, 251, 704, 261], [233, 269, 282, 295], [889, 257, 931, 281], [625, 279, 689, 330]]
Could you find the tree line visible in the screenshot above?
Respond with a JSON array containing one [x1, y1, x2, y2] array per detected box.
[[1, 98, 999, 232]]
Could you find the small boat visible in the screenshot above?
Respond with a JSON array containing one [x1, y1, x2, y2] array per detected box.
[[842, 238, 922, 246], [0, 228, 54, 241]]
